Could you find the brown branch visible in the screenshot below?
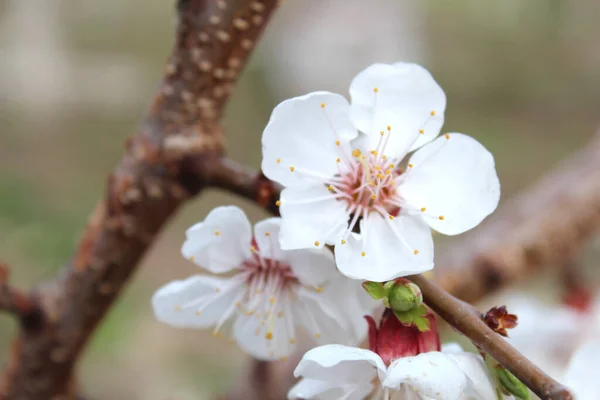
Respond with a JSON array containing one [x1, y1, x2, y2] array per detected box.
[[0, 264, 42, 330], [409, 274, 572, 400], [0, 1, 279, 398]]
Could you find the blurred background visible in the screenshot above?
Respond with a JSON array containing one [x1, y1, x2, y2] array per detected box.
[[1, 0, 600, 398]]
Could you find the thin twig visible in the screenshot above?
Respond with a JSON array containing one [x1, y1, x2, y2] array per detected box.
[[0, 264, 42, 331], [409, 274, 573, 400]]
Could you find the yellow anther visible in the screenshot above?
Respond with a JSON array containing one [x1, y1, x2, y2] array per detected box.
[[314, 241, 320, 247], [419, 129, 424, 134], [369, 181, 375, 186], [420, 207, 427, 212], [269, 297, 276, 304], [175, 305, 182, 311], [335, 140, 341, 146], [189, 256, 195, 262], [214, 230, 221, 236], [361, 155, 366, 160], [430, 110, 436, 116], [320, 102, 326, 108], [377, 174, 385, 179], [341, 239, 347, 245], [380, 131, 385, 136], [250, 245, 256, 252], [316, 287, 323, 293], [280, 356, 288, 361], [215, 287, 221, 293], [371, 150, 378, 156], [289, 166, 295, 172], [352, 149, 361, 157], [328, 185, 334, 192], [371, 194, 377, 200], [388, 164, 395, 169], [195, 310, 202, 316], [276, 200, 281, 206], [387, 125, 391, 131], [265, 232, 270, 236], [375, 166, 381, 170], [388, 215, 394, 220], [414, 249, 419, 255], [265, 332, 273, 340], [385, 170, 391, 175], [289, 338, 296, 344], [373, 87, 379, 93], [361, 251, 366, 257], [439, 215, 445, 220], [408, 163, 414, 168], [276, 158, 281, 164], [382, 155, 388, 160], [336, 157, 341, 163], [315, 333, 321, 339], [445, 133, 450, 139]]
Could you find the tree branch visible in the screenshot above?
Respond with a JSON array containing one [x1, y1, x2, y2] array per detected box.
[[0, 264, 42, 330], [409, 274, 572, 400], [0, 1, 279, 398]]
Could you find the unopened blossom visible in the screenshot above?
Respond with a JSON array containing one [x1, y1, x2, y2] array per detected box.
[[152, 206, 374, 361], [289, 311, 498, 399], [262, 62, 500, 282]]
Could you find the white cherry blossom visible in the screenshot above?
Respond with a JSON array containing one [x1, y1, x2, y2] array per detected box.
[[262, 62, 500, 282], [152, 206, 375, 361], [289, 343, 498, 400]]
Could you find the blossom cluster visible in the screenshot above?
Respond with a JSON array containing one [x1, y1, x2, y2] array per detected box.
[[151, 62, 516, 399]]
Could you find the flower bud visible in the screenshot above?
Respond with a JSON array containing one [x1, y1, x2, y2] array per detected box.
[[494, 365, 530, 400], [387, 279, 423, 312]]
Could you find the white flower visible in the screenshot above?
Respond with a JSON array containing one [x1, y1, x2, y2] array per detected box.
[[151, 206, 374, 361], [564, 341, 600, 400], [289, 343, 498, 400], [262, 62, 500, 282]]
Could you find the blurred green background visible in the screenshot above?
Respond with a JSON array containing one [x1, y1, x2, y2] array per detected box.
[[1, 0, 600, 398]]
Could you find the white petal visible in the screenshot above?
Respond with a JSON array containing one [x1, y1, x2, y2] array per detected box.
[[262, 91, 358, 187], [445, 352, 498, 400], [383, 352, 468, 400], [151, 275, 237, 328], [285, 247, 338, 287], [233, 311, 296, 361], [294, 344, 387, 385], [182, 206, 253, 273], [335, 213, 434, 282], [399, 133, 500, 235], [279, 184, 350, 250], [254, 217, 286, 261], [288, 379, 373, 400], [441, 342, 465, 354], [564, 341, 600, 400], [349, 62, 446, 157]]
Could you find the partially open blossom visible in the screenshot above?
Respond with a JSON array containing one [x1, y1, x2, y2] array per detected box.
[[289, 311, 498, 399], [483, 305, 518, 337], [262, 62, 500, 282], [152, 206, 375, 361]]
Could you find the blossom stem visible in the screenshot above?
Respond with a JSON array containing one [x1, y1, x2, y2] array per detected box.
[[408, 274, 573, 400]]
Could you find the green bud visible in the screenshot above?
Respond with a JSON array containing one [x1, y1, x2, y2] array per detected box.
[[494, 366, 530, 400], [388, 280, 422, 312], [362, 281, 387, 300]]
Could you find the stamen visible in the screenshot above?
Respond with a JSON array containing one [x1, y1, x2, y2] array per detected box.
[[439, 215, 445, 220], [214, 230, 221, 236]]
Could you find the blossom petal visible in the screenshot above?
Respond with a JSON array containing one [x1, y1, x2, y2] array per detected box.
[[285, 247, 338, 287], [262, 91, 358, 187], [383, 352, 468, 400], [279, 184, 350, 250], [288, 379, 373, 400], [294, 344, 387, 385], [399, 133, 500, 235], [349, 62, 446, 157], [233, 311, 296, 361], [182, 205, 252, 274], [445, 351, 498, 400], [564, 341, 600, 400], [335, 213, 434, 282], [254, 217, 286, 261], [152, 275, 236, 328]]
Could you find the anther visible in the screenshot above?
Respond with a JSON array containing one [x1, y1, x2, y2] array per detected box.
[[214, 230, 221, 236], [196, 310, 202, 316], [419, 129, 424, 134], [380, 131, 385, 136], [414, 249, 419, 255], [373, 87, 379, 93], [336, 158, 341, 163], [361, 251, 366, 257], [316, 287, 323, 293], [430, 110, 436, 116], [276, 200, 281, 206], [265, 332, 273, 340], [341, 239, 347, 245], [315, 333, 321, 338], [314, 241, 320, 247], [388, 215, 394, 220], [250, 245, 257, 252], [328, 185, 334, 191], [189, 256, 195, 262], [420, 207, 426, 212], [276, 158, 281, 164], [175, 305, 182, 311], [352, 149, 361, 157], [289, 166, 295, 172], [215, 288, 221, 293], [371, 150, 378, 156], [269, 297, 276, 304], [321, 102, 326, 108], [371, 194, 377, 200], [335, 140, 341, 146], [439, 215, 445, 220], [264, 232, 270, 236], [387, 125, 392, 131], [289, 338, 296, 344], [445, 133, 450, 139], [408, 163, 414, 168]]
